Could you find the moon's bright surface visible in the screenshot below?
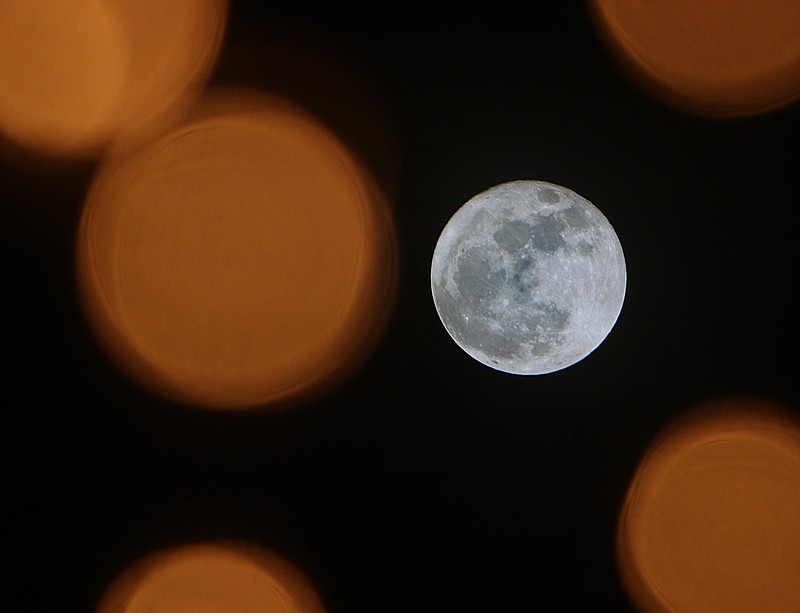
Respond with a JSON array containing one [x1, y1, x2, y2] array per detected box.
[[431, 180, 626, 374]]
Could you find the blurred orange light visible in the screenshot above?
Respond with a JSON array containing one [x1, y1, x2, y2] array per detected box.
[[617, 398, 800, 612], [589, 0, 800, 117], [76, 88, 397, 409], [0, 0, 227, 157], [95, 542, 325, 613]]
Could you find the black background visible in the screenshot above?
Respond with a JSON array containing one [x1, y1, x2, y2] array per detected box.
[[4, 2, 799, 611]]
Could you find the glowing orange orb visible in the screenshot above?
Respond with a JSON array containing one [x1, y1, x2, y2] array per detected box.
[[617, 398, 800, 612], [0, 0, 227, 156], [94, 543, 325, 613], [76, 89, 397, 409], [590, 0, 800, 116]]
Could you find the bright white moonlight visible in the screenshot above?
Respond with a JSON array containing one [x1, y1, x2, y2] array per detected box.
[[431, 180, 626, 374]]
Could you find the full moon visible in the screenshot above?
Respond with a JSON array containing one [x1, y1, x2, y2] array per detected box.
[[431, 180, 626, 374]]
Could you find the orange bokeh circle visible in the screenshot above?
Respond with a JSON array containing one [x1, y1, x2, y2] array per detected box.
[[589, 0, 800, 116], [0, 0, 227, 157], [617, 398, 800, 612], [76, 88, 397, 409], [95, 542, 325, 613]]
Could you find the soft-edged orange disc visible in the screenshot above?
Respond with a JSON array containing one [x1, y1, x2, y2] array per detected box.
[[617, 398, 800, 612], [0, 0, 227, 157], [94, 543, 325, 613], [589, 0, 800, 116], [76, 89, 397, 409]]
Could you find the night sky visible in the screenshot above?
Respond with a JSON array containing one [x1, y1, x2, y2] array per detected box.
[[4, 3, 799, 611]]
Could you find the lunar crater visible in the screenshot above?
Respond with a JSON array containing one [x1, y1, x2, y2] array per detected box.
[[431, 180, 626, 374]]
